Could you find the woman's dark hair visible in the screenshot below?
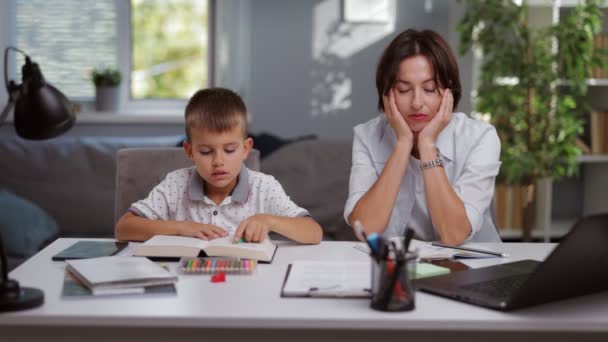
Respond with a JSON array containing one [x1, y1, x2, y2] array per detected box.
[[376, 29, 461, 112]]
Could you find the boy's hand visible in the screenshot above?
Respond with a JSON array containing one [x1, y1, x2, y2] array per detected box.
[[178, 222, 228, 240], [233, 214, 274, 243]]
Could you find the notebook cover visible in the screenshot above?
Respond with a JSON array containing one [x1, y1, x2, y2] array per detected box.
[[52, 241, 128, 261]]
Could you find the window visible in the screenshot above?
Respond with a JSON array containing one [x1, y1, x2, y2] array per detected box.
[[15, 0, 118, 99], [11, 0, 212, 113], [131, 0, 210, 100], [342, 0, 393, 23]]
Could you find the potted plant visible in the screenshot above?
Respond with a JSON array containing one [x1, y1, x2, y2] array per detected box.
[[458, 0, 606, 239], [91, 67, 122, 112]]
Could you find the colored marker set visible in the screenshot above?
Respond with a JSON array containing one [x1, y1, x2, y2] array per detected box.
[[179, 257, 256, 274]]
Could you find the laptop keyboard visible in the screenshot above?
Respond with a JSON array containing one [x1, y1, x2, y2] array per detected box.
[[461, 274, 528, 299]]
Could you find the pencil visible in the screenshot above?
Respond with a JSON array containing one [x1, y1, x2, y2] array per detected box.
[[431, 242, 509, 258]]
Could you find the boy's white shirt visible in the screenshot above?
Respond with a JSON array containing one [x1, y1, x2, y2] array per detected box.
[[130, 166, 309, 234]]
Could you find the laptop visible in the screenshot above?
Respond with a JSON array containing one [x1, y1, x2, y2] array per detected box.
[[415, 214, 608, 311]]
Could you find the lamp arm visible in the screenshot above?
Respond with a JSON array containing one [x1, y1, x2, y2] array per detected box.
[[4, 46, 29, 93], [0, 98, 15, 127], [1, 47, 28, 127]]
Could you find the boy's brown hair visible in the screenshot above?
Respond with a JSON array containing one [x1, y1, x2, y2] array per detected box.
[[376, 29, 461, 112], [185, 88, 248, 141]]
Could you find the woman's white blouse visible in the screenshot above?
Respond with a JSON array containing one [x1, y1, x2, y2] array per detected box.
[[344, 112, 502, 242]]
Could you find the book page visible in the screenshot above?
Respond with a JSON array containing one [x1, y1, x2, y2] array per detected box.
[[142, 235, 209, 249], [204, 236, 275, 261], [207, 236, 273, 251], [282, 261, 371, 297]]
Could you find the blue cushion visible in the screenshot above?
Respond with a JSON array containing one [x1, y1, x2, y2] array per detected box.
[[0, 190, 58, 257]]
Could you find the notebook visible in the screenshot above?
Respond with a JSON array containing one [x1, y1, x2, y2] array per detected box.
[[134, 235, 277, 263], [52, 241, 128, 261], [415, 214, 608, 311], [65, 256, 178, 296]]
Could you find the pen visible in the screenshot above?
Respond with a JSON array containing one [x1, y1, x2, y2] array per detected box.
[[431, 242, 510, 258], [354, 221, 381, 259], [402, 228, 414, 256]]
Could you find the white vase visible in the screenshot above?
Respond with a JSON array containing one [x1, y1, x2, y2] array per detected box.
[[95, 86, 121, 112]]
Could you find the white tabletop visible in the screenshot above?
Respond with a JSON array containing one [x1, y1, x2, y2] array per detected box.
[[3, 238, 608, 341]]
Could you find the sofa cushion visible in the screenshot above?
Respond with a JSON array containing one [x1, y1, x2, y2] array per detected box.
[[0, 135, 184, 238], [261, 140, 357, 241], [0, 190, 58, 258]]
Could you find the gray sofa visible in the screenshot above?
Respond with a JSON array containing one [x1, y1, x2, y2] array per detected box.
[[0, 135, 355, 270]]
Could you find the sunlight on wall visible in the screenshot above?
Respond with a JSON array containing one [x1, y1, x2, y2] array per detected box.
[[310, 0, 395, 117]]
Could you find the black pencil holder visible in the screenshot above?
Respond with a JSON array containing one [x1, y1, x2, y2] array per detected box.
[[370, 252, 417, 312]]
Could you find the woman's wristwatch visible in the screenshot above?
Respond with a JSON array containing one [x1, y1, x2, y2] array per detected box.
[[420, 148, 443, 170]]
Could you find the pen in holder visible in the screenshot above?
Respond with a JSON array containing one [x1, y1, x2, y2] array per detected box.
[[370, 251, 417, 312]]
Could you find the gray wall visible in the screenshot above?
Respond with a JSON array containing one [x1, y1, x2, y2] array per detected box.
[[242, 0, 464, 141], [1, 0, 471, 141]]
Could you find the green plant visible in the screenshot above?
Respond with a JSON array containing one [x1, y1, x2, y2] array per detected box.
[[458, 0, 607, 186], [90, 67, 122, 87]]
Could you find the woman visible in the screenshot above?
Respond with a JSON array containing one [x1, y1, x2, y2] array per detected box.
[[344, 29, 501, 245]]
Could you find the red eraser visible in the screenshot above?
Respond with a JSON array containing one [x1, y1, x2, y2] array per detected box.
[[211, 272, 226, 283]]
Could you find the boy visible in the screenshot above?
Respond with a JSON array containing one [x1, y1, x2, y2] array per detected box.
[[115, 88, 322, 244]]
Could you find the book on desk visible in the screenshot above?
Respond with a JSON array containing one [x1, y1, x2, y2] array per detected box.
[[134, 235, 277, 263], [65, 256, 178, 296], [62, 270, 177, 297]]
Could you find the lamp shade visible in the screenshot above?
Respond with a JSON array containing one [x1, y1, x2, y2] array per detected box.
[[13, 57, 75, 140]]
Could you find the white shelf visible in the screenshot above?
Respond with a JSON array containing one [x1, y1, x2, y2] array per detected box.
[[585, 79, 608, 86], [498, 78, 608, 87], [577, 154, 608, 163], [499, 218, 574, 240], [526, 0, 608, 8], [557, 78, 608, 86]]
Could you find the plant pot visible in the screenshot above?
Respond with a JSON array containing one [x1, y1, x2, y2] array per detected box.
[[95, 86, 121, 112], [494, 183, 535, 239], [495, 178, 553, 242]]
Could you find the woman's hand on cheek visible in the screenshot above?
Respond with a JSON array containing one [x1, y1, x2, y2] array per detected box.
[[418, 89, 453, 148], [383, 89, 414, 147]]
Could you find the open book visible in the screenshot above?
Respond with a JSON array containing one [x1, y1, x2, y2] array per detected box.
[[134, 235, 278, 263], [65, 256, 177, 296]]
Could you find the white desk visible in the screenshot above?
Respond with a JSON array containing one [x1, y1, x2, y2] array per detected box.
[[2, 239, 608, 342]]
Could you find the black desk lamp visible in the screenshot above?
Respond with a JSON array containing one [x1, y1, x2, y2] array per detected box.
[[0, 46, 75, 138], [0, 46, 75, 311]]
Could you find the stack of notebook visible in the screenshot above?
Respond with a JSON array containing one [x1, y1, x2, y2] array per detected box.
[[64, 256, 178, 296]]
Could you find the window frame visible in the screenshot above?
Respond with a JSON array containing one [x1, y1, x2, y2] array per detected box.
[[6, 0, 215, 117]]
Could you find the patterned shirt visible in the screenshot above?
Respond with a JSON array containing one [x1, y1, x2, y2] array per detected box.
[[130, 166, 309, 234]]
